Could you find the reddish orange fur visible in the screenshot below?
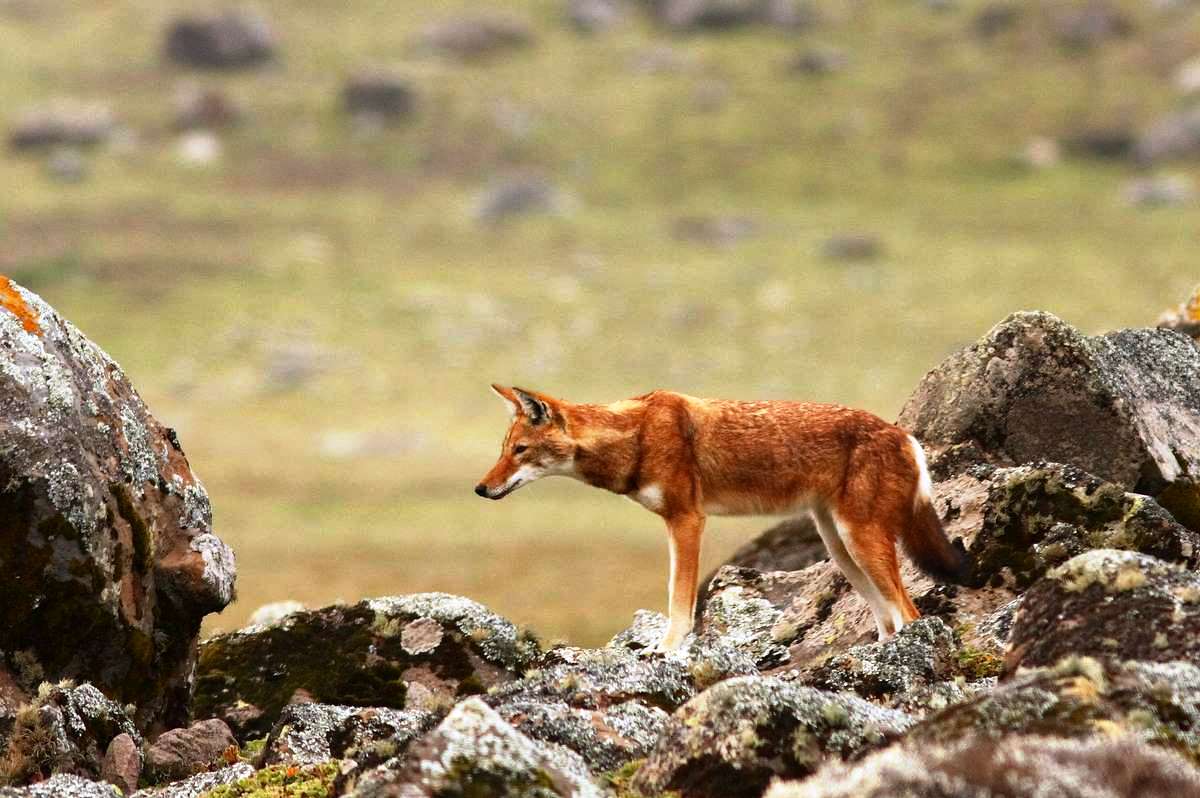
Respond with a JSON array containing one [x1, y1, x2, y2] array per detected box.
[[477, 387, 965, 648]]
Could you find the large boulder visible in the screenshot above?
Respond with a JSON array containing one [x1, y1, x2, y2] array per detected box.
[[629, 677, 913, 798], [1006, 549, 1200, 671], [347, 698, 601, 798], [898, 312, 1200, 503], [193, 594, 541, 740], [0, 278, 235, 733], [766, 734, 1200, 798]]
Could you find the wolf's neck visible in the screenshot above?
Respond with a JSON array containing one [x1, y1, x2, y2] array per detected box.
[[564, 402, 643, 495]]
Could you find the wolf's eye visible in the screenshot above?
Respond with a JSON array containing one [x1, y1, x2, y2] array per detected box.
[[514, 444, 528, 454]]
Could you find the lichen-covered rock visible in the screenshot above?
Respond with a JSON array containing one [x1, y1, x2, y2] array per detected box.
[[800, 617, 958, 699], [898, 312, 1200, 501], [491, 641, 754, 718], [909, 656, 1200, 758], [495, 700, 669, 773], [348, 698, 601, 798], [0, 279, 235, 734], [944, 463, 1199, 590], [1007, 550, 1200, 671], [0, 774, 120, 797], [629, 676, 914, 798], [766, 734, 1200, 798], [142, 718, 235, 784], [129, 763, 258, 798], [699, 518, 827, 605], [0, 682, 140, 785], [260, 702, 435, 768], [164, 10, 276, 69], [194, 594, 541, 740]]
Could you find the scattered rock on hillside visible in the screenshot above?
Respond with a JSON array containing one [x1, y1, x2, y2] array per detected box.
[[898, 311, 1200, 497], [766, 734, 1200, 798], [8, 101, 116, 150], [142, 719, 236, 784], [413, 14, 534, 61], [650, 0, 814, 30], [98, 733, 139, 796], [821, 232, 882, 260], [0, 683, 140, 786], [1136, 106, 1200, 164], [473, 176, 570, 223], [348, 698, 600, 798], [630, 677, 913, 798], [0, 279, 235, 733], [260, 703, 436, 769], [1006, 549, 1200, 670], [672, 215, 759, 246], [45, 147, 89, 184], [1124, 174, 1195, 207], [568, 0, 625, 32], [909, 656, 1200, 753], [342, 70, 416, 125], [1158, 285, 1200, 341], [787, 45, 850, 75], [1052, 0, 1134, 50], [971, 3, 1021, 37], [193, 594, 541, 740], [1063, 126, 1134, 159], [173, 85, 242, 130], [164, 9, 276, 69]]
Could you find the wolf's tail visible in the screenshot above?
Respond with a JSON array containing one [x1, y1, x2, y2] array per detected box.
[[900, 435, 971, 584]]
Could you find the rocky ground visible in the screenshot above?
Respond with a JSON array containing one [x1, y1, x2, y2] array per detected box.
[[5, 278, 1200, 797]]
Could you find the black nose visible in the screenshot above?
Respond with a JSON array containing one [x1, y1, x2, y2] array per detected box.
[[474, 484, 488, 497]]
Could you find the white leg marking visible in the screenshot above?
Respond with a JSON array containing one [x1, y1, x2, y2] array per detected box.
[[812, 508, 893, 640]]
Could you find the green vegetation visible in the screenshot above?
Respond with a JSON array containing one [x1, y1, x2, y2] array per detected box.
[[200, 762, 339, 798], [2, 0, 1195, 645]]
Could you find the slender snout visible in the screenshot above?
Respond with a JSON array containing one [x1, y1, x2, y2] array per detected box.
[[474, 483, 488, 497]]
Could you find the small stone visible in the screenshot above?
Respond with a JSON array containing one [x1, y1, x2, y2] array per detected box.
[[567, 0, 624, 32], [413, 15, 534, 61], [164, 10, 276, 69], [9, 100, 115, 150], [821, 232, 882, 261], [100, 733, 141, 795], [1123, 174, 1195, 207], [143, 719, 237, 784], [400, 618, 443, 655], [342, 69, 415, 124]]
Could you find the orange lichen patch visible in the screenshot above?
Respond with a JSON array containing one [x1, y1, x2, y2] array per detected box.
[[0, 276, 40, 335]]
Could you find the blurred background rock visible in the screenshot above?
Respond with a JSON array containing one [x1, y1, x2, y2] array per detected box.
[[1, 0, 1195, 645]]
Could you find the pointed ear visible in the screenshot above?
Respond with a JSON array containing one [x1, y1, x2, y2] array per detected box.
[[512, 387, 553, 426], [490, 384, 519, 418]]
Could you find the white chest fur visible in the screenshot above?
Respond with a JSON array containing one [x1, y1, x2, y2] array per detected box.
[[629, 483, 665, 512]]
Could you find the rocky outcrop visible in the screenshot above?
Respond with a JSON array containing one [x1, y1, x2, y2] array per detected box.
[[767, 734, 1200, 798], [799, 617, 959, 698], [0, 279, 235, 734], [898, 312, 1200, 501], [629, 677, 913, 798], [194, 594, 541, 740], [495, 699, 668, 773], [0, 683, 140, 786], [347, 698, 600, 798], [259, 703, 435, 769], [164, 10, 276, 69], [1006, 549, 1200, 670]]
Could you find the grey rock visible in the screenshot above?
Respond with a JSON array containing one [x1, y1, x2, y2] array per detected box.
[[650, 0, 814, 30], [347, 698, 601, 798], [898, 312, 1200, 499], [8, 101, 115, 150], [1007, 549, 1200, 670], [342, 70, 416, 124], [260, 702, 435, 768], [194, 594, 541, 740], [1124, 174, 1195, 207], [45, 148, 89, 183], [821, 232, 882, 260], [413, 15, 534, 61], [698, 517, 827, 608], [1063, 126, 1135, 159], [801, 617, 958, 698], [766, 734, 1200, 798], [0, 774, 120, 798], [787, 45, 850, 75], [671, 215, 759, 246], [143, 718, 236, 784], [473, 176, 569, 223], [568, 0, 625, 32], [495, 699, 669, 772], [130, 763, 254, 798], [1136, 105, 1200, 164], [630, 676, 914, 798], [164, 9, 276, 69], [971, 3, 1021, 37], [0, 279, 234, 733], [1052, 0, 1134, 50]]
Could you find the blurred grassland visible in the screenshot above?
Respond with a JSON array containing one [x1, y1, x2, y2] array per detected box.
[[1, 0, 1196, 644]]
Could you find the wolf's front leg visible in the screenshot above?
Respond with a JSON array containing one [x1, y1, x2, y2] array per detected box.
[[656, 512, 706, 652]]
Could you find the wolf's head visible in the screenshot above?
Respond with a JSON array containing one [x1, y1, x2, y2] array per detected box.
[[475, 384, 575, 499]]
